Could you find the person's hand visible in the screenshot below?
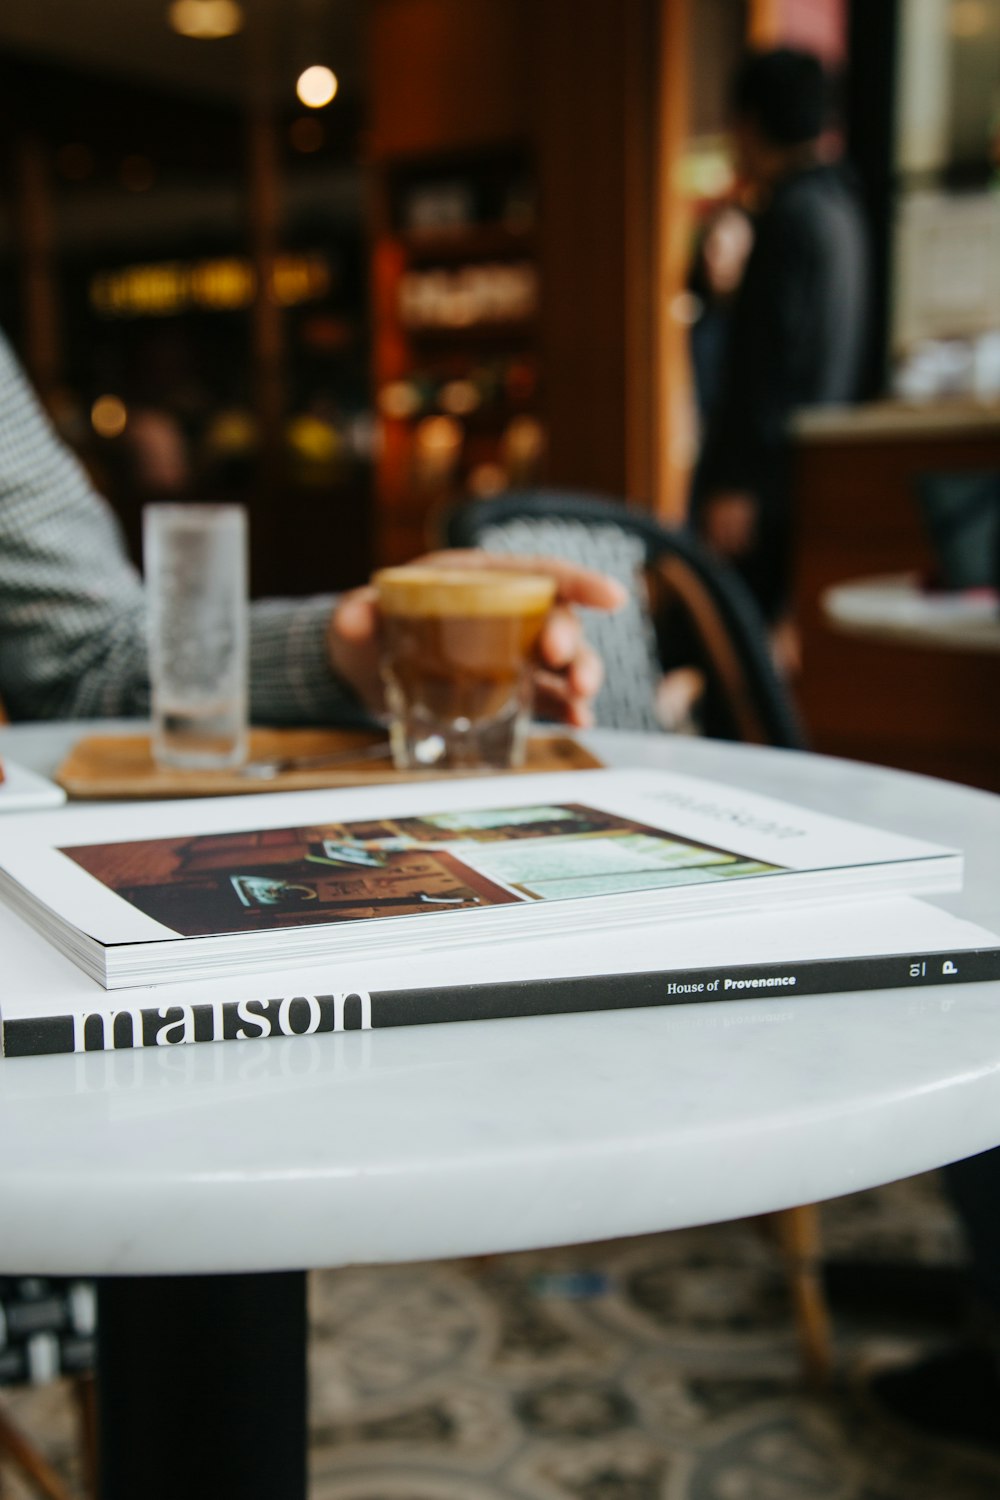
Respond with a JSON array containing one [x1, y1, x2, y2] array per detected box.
[[701, 491, 758, 557], [326, 549, 627, 728]]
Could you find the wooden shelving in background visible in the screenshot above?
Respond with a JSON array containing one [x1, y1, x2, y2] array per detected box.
[[368, 0, 685, 567], [370, 141, 544, 563]]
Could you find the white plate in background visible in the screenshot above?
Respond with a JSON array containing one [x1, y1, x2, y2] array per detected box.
[[0, 760, 67, 813]]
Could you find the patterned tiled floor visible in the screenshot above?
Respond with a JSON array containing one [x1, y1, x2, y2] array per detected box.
[[6, 1173, 1000, 1499]]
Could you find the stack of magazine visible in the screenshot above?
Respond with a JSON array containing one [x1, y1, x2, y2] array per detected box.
[[0, 766, 996, 1058]]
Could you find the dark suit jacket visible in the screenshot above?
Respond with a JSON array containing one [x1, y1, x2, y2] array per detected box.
[[697, 162, 869, 508]]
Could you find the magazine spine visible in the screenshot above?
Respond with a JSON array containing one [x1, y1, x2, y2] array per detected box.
[[3, 947, 999, 1058]]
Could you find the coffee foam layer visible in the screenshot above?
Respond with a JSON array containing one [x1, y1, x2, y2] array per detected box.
[[373, 567, 556, 617]]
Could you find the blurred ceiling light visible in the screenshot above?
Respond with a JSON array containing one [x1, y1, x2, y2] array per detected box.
[[296, 65, 338, 108], [289, 117, 325, 153], [378, 381, 422, 420], [91, 396, 128, 440], [89, 254, 328, 318], [416, 416, 462, 453], [271, 255, 331, 305], [438, 379, 481, 416], [204, 409, 257, 456], [286, 413, 339, 464], [413, 416, 462, 487], [467, 462, 507, 497], [501, 415, 545, 473], [189, 258, 254, 308], [168, 0, 244, 39], [950, 0, 991, 36]]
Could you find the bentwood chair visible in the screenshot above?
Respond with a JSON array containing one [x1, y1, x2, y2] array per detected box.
[[443, 489, 805, 748], [443, 489, 832, 1385], [0, 1277, 98, 1499]]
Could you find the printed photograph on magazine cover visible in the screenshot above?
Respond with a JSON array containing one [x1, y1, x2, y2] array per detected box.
[[60, 801, 783, 938]]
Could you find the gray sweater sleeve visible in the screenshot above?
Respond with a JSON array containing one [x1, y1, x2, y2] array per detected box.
[[0, 332, 371, 725]]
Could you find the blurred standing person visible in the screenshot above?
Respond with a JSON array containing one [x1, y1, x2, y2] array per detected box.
[[693, 48, 869, 666], [687, 203, 754, 431]]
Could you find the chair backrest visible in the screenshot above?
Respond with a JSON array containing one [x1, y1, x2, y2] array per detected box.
[[444, 489, 805, 749], [0, 1277, 96, 1387]]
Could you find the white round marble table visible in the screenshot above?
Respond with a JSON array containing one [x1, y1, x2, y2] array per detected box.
[[3, 718, 1000, 1271], [3, 721, 1000, 1499]]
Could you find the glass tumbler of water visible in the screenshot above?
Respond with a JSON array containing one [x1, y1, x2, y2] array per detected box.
[[144, 503, 248, 770]]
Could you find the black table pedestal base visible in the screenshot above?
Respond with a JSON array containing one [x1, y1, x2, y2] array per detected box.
[[96, 1270, 307, 1500]]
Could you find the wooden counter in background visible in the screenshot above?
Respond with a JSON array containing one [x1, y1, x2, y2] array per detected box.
[[790, 402, 1000, 793]]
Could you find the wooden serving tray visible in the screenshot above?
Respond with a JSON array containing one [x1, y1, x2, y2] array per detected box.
[[55, 729, 603, 800]]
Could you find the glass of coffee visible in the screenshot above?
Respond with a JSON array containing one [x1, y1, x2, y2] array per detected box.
[[373, 565, 557, 770]]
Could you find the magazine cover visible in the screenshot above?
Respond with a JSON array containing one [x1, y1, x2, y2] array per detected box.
[[61, 799, 781, 938], [0, 770, 962, 987]]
